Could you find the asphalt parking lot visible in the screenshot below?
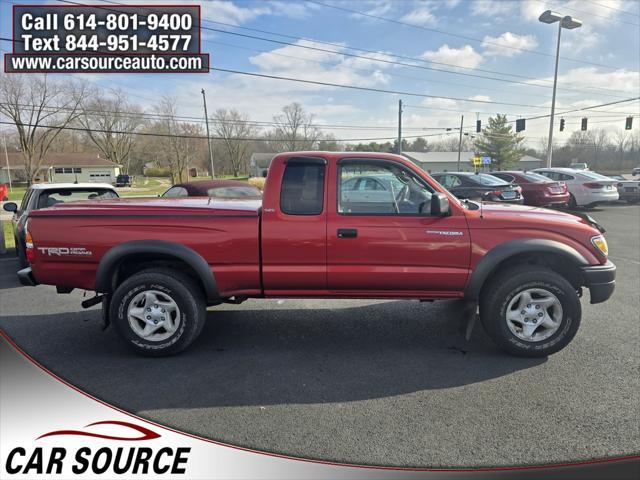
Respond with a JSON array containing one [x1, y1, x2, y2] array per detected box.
[[0, 203, 638, 468]]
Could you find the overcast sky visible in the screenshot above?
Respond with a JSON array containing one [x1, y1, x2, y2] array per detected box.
[[1, 0, 639, 148]]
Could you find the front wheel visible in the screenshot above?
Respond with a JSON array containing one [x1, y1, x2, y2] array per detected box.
[[479, 267, 581, 357], [109, 268, 206, 356]]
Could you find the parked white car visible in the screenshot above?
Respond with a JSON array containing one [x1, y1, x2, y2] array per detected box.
[[533, 168, 618, 208]]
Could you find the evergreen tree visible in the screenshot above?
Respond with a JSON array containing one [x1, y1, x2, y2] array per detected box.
[[474, 114, 525, 170]]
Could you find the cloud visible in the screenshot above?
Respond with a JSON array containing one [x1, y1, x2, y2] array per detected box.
[[520, 0, 547, 22], [482, 32, 538, 57], [248, 40, 392, 89], [520, 0, 633, 25], [199, 0, 315, 26], [420, 97, 458, 109], [471, 0, 518, 17], [200, 0, 267, 25], [560, 26, 600, 54], [468, 95, 492, 102], [401, 6, 437, 26], [421, 44, 483, 68], [528, 67, 640, 95]]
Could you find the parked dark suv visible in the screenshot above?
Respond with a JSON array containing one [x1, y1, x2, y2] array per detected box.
[[115, 174, 132, 187], [431, 172, 523, 203]]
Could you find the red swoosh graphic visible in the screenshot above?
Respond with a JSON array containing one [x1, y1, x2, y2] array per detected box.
[[37, 420, 160, 441]]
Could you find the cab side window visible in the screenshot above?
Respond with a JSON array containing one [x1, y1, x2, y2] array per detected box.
[[280, 161, 325, 215], [338, 160, 433, 215]]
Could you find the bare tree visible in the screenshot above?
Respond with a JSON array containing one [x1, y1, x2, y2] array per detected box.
[[0, 74, 86, 184], [155, 97, 203, 183], [212, 109, 257, 176], [590, 128, 610, 169], [78, 88, 144, 173], [271, 103, 321, 151], [611, 129, 630, 168]]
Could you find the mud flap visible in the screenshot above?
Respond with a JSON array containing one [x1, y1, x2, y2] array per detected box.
[[101, 295, 111, 330], [458, 300, 479, 341]]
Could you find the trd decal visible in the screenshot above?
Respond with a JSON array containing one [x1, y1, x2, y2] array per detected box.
[[37, 247, 92, 256]]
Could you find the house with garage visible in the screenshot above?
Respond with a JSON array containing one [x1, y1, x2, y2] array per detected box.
[[1, 152, 121, 184], [249, 153, 275, 177]]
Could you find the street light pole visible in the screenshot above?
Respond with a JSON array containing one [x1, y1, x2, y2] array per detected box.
[[201, 88, 215, 179], [539, 10, 582, 168], [546, 21, 562, 168]]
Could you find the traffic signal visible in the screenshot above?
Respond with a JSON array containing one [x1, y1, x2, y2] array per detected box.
[[476, 120, 481, 133], [515, 118, 525, 132], [581, 117, 588, 131], [559, 118, 565, 131], [626, 116, 633, 130]]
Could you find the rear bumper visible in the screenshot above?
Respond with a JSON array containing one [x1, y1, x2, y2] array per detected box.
[[582, 261, 616, 304], [17, 267, 38, 287]]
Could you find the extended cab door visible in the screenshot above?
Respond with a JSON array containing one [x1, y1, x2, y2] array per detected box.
[[327, 158, 471, 296], [261, 156, 328, 293]]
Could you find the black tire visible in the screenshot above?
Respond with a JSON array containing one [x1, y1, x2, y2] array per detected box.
[[568, 193, 577, 209], [109, 268, 206, 356], [479, 267, 581, 358]]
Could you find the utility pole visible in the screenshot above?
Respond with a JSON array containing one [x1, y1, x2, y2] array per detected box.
[[456, 115, 464, 172], [397, 99, 403, 155], [2, 131, 11, 192], [201, 88, 215, 179]]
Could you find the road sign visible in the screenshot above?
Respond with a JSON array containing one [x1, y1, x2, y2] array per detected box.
[[472, 156, 481, 166], [482, 156, 492, 165]]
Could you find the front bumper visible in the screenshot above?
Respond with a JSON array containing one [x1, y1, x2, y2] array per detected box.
[[582, 261, 616, 304], [17, 267, 37, 287]]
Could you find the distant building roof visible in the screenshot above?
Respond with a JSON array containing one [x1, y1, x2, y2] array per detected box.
[[403, 151, 542, 163], [4, 152, 121, 169], [249, 153, 274, 169]]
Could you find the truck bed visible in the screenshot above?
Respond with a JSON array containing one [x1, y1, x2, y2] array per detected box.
[[28, 197, 263, 297]]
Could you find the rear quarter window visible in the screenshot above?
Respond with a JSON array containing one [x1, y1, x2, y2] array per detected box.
[[280, 162, 325, 215]]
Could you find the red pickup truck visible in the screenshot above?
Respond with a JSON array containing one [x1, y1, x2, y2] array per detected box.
[[18, 152, 615, 358]]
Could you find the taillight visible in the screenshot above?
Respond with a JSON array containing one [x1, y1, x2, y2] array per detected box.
[[584, 182, 603, 189], [25, 223, 35, 264]]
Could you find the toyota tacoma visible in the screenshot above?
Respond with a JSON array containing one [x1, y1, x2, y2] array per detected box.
[[17, 152, 616, 357]]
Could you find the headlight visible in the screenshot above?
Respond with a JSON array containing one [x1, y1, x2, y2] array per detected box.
[[591, 235, 608, 256]]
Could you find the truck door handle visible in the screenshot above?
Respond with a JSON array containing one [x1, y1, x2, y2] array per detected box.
[[337, 229, 358, 238]]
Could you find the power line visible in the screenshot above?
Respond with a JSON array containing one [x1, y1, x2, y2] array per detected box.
[[208, 66, 551, 108], [45, 0, 632, 99], [407, 97, 639, 127], [307, 0, 625, 71], [0, 101, 468, 131], [585, 0, 640, 17], [0, 120, 455, 143], [202, 39, 553, 101], [543, 0, 640, 26], [194, 18, 629, 98]]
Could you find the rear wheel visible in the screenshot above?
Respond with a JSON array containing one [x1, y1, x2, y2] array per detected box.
[[479, 267, 581, 357], [109, 268, 206, 356], [567, 193, 577, 209]]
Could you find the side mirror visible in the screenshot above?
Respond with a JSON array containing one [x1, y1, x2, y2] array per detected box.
[[430, 192, 450, 216], [3, 202, 17, 213]]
